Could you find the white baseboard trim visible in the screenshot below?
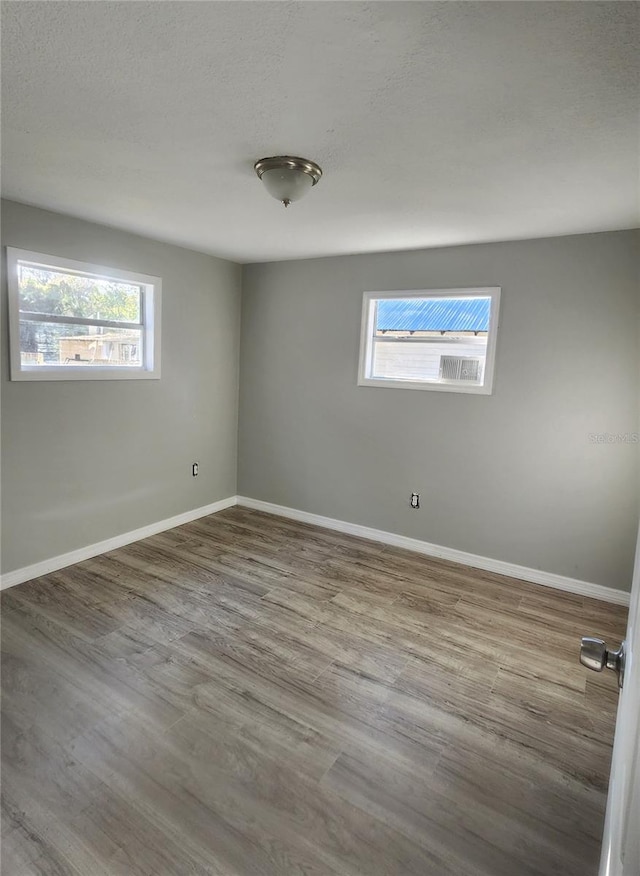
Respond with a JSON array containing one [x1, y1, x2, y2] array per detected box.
[[3, 493, 630, 607], [0, 496, 238, 591], [237, 496, 631, 607]]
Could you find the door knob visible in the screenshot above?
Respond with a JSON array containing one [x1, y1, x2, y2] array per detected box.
[[580, 636, 625, 689]]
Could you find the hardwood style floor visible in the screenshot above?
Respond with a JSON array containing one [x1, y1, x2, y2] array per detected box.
[[1, 508, 628, 876]]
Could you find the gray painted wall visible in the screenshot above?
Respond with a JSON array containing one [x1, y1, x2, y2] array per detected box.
[[239, 231, 640, 591], [1, 200, 241, 573]]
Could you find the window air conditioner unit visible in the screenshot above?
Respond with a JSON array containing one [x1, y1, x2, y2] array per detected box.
[[440, 356, 481, 381]]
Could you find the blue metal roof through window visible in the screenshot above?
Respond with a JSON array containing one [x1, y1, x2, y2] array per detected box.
[[376, 297, 491, 332]]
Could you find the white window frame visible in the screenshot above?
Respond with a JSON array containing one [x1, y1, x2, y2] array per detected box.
[[358, 286, 501, 395], [6, 248, 162, 381]]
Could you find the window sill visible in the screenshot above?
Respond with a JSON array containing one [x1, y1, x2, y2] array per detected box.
[[357, 376, 494, 394]]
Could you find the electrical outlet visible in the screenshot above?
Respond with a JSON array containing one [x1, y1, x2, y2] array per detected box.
[[410, 492, 420, 509], [192, 462, 199, 477]]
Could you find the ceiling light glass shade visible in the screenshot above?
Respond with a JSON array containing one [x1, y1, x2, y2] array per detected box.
[[254, 156, 322, 207], [261, 166, 313, 204]]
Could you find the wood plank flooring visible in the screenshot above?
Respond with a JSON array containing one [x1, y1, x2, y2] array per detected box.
[[1, 507, 628, 875]]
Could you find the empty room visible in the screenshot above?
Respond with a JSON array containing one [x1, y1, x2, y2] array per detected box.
[[1, 2, 639, 875]]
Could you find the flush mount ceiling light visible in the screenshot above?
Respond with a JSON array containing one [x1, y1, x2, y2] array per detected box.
[[254, 156, 322, 208]]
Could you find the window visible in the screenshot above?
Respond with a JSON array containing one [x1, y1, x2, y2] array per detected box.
[[358, 287, 501, 394], [7, 248, 161, 381]]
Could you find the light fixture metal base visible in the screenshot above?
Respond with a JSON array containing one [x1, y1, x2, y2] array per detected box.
[[254, 156, 322, 186]]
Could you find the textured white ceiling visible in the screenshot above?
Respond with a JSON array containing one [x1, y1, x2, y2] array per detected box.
[[2, 2, 638, 263]]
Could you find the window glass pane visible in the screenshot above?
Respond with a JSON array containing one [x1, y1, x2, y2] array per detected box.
[[19, 321, 143, 367], [372, 296, 490, 384], [18, 264, 141, 323]]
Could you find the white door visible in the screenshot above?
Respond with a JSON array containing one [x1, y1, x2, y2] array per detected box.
[[588, 523, 640, 876]]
